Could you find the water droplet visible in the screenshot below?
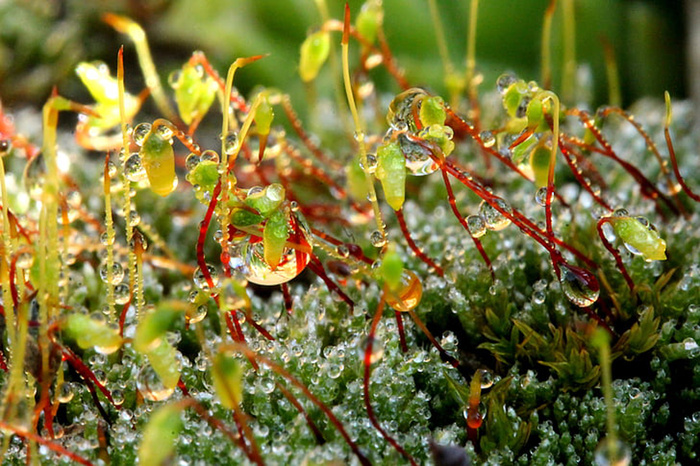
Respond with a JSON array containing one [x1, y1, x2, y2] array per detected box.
[[240, 224, 311, 286], [114, 283, 130, 305], [594, 437, 631, 466], [480, 130, 496, 148], [466, 214, 487, 238], [200, 149, 219, 164], [125, 153, 147, 182], [132, 123, 152, 147], [479, 198, 512, 231], [613, 208, 628, 217], [399, 133, 438, 176], [193, 264, 219, 291], [360, 154, 378, 174], [128, 210, 141, 227], [24, 152, 47, 200], [99, 232, 114, 246], [155, 124, 174, 141], [496, 73, 518, 94], [185, 153, 201, 171], [56, 382, 75, 403], [137, 364, 175, 402], [532, 290, 546, 304], [535, 187, 549, 206], [223, 131, 239, 155], [186, 305, 208, 325], [336, 245, 350, 258], [93, 369, 107, 385], [167, 70, 182, 88], [559, 263, 600, 307], [111, 389, 125, 406], [478, 369, 494, 389], [386, 270, 422, 312], [99, 262, 125, 285], [370, 230, 386, 248]]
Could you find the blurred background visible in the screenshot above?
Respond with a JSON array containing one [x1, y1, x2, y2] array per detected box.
[[0, 0, 691, 115]]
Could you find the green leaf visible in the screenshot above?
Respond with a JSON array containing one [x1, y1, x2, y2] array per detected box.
[[147, 339, 181, 391], [134, 305, 182, 354], [263, 210, 289, 269]]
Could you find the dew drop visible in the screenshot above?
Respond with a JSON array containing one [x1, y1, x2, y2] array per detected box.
[[114, 283, 130, 305], [466, 214, 487, 238], [137, 365, 175, 402], [496, 73, 518, 94], [132, 123, 152, 146], [99, 262, 125, 285], [223, 131, 239, 155], [167, 70, 182, 88], [99, 232, 114, 246], [594, 437, 631, 466], [186, 305, 208, 325], [185, 153, 201, 171], [558, 263, 600, 307], [386, 270, 422, 312], [56, 382, 75, 403], [360, 154, 378, 174], [535, 186, 549, 207], [155, 124, 174, 141], [479, 199, 512, 231], [479, 130, 496, 148], [125, 153, 147, 182], [370, 230, 387, 248], [200, 149, 219, 164], [193, 264, 219, 291], [478, 369, 494, 389]]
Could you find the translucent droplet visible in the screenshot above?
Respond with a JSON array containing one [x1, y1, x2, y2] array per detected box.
[[186, 305, 208, 325], [223, 131, 239, 155], [594, 437, 631, 466], [386, 270, 422, 312], [185, 153, 201, 171], [360, 154, 378, 174], [336, 245, 350, 258], [111, 389, 125, 406], [56, 382, 75, 403], [155, 124, 174, 141], [496, 73, 518, 94], [466, 214, 487, 238], [370, 230, 387, 248], [106, 161, 118, 178], [132, 123, 152, 146], [559, 263, 600, 307], [99, 232, 114, 246], [99, 262, 125, 285], [532, 290, 546, 304], [479, 199, 512, 231], [613, 208, 628, 217], [240, 222, 312, 286], [399, 133, 438, 176], [535, 186, 549, 207], [200, 149, 219, 164], [193, 264, 219, 291], [478, 369, 494, 389], [93, 369, 107, 385], [125, 153, 147, 182], [479, 131, 496, 148], [128, 210, 141, 227], [137, 365, 175, 402], [114, 283, 130, 305], [167, 70, 182, 88]]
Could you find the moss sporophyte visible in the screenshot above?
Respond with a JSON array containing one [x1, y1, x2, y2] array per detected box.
[[0, 1, 699, 464]]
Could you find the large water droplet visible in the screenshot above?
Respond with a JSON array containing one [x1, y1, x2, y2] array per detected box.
[[137, 364, 175, 402], [399, 133, 438, 176], [99, 262, 125, 285], [193, 264, 219, 291], [132, 123, 152, 147], [466, 214, 487, 238], [386, 270, 423, 312], [479, 198, 512, 231], [558, 263, 599, 307], [594, 437, 631, 466], [125, 153, 147, 182]]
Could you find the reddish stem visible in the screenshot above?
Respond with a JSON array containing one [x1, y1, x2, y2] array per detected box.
[[395, 208, 445, 277]]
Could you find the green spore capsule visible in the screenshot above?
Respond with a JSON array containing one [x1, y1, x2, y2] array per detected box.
[[299, 31, 331, 83], [610, 216, 667, 261], [376, 140, 406, 211], [139, 123, 177, 196]]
